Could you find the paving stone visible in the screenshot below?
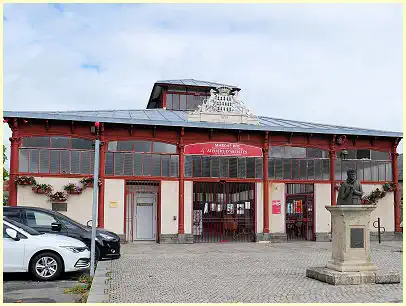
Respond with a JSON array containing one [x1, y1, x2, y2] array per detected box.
[[106, 241, 402, 303]]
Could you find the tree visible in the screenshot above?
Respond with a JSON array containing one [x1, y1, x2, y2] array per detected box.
[[3, 145, 9, 181]]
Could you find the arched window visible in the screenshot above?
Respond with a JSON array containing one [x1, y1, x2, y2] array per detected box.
[[19, 136, 94, 174], [105, 140, 178, 177]]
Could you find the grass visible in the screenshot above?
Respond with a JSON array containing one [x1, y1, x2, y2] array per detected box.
[[64, 273, 93, 303]]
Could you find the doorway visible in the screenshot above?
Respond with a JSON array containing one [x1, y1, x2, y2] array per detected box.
[[193, 182, 256, 243], [125, 181, 159, 242], [285, 184, 315, 241]]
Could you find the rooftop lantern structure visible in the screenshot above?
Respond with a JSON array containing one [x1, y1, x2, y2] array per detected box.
[[188, 86, 259, 125]]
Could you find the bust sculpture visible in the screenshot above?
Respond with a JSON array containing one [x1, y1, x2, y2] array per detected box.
[[337, 169, 364, 205]]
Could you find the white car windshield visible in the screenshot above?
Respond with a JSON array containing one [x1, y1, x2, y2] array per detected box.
[[4, 218, 42, 235]]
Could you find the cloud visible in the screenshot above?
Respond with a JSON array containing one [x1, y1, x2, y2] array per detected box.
[[3, 3, 403, 167]]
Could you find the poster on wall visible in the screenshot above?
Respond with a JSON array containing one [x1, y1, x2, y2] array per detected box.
[[295, 200, 303, 214], [193, 210, 202, 235], [227, 203, 234, 214], [272, 200, 281, 214]]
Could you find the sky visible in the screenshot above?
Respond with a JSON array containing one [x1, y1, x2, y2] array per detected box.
[[3, 3, 403, 168]]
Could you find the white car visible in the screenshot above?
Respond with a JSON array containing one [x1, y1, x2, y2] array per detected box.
[[3, 217, 90, 281]]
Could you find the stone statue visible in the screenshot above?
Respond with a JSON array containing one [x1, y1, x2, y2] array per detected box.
[[337, 169, 363, 205]]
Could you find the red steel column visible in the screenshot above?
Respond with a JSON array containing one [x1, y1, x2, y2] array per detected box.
[[329, 139, 336, 206], [392, 141, 401, 232], [263, 132, 269, 234], [8, 119, 20, 207], [97, 123, 106, 228], [178, 128, 185, 234]]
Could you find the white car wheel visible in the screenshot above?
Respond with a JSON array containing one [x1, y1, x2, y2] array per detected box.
[[30, 252, 63, 281]]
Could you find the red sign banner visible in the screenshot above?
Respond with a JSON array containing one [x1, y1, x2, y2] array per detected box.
[[184, 142, 262, 157]]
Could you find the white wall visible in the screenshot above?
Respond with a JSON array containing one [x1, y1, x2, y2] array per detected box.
[[317, 183, 394, 233], [315, 183, 331, 233], [161, 180, 179, 234], [255, 182, 263, 234], [363, 184, 395, 232], [104, 179, 125, 235], [269, 183, 285, 233], [184, 181, 193, 234], [17, 177, 93, 226]]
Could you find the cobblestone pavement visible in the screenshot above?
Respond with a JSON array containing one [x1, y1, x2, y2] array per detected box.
[[107, 241, 402, 303]]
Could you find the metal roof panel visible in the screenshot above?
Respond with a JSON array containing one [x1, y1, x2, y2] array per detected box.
[[3, 109, 402, 138]]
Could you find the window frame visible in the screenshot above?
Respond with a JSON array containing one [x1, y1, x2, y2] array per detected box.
[[18, 136, 95, 175], [268, 145, 330, 181]]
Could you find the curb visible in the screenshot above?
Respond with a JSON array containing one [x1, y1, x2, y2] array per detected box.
[[87, 260, 112, 303]]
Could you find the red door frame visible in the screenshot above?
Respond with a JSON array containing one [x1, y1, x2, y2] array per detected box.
[[284, 184, 316, 241], [190, 178, 257, 240], [123, 180, 161, 243]]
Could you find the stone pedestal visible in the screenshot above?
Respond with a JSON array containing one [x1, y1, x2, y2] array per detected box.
[[326, 205, 377, 272], [306, 205, 400, 285]]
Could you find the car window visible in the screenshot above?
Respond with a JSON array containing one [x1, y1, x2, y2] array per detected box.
[[55, 214, 86, 231], [26, 210, 57, 228], [4, 218, 41, 236], [3, 209, 21, 222]]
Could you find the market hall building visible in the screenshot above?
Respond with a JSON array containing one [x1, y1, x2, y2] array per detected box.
[[4, 79, 403, 243]]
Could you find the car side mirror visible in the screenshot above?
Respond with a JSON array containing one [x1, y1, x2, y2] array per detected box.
[[6, 228, 20, 241], [86, 220, 92, 227], [51, 222, 62, 232]]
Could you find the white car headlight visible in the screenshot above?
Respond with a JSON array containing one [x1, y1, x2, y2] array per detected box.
[[61, 246, 88, 253], [99, 233, 115, 241]]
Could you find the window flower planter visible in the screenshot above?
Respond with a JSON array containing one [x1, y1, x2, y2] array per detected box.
[[67, 190, 82, 195], [32, 184, 53, 194], [49, 191, 68, 203], [64, 183, 82, 195], [15, 176, 37, 186], [80, 177, 102, 188]]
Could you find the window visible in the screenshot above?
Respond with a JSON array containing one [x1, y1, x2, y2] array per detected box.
[[268, 146, 330, 181], [22, 136, 49, 148], [153, 142, 177, 153], [19, 137, 94, 175], [25, 211, 57, 229], [334, 149, 391, 182], [106, 141, 179, 177], [165, 93, 209, 111], [184, 156, 263, 179], [52, 203, 67, 212], [4, 210, 21, 222]]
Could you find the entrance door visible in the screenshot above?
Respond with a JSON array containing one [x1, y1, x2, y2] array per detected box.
[[135, 194, 156, 240], [193, 182, 256, 243], [285, 184, 314, 241], [125, 181, 159, 242]]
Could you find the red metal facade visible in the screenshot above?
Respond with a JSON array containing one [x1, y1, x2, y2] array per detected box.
[[6, 117, 401, 234]]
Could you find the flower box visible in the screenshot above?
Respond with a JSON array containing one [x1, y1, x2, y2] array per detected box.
[[68, 190, 82, 195], [15, 176, 37, 186], [49, 191, 68, 202], [33, 189, 48, 194]]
